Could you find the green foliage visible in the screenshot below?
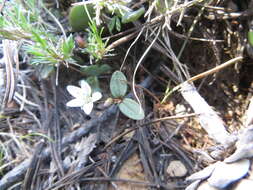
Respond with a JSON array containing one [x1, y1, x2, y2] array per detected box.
[[69, 3, 109, 61], [24, 34, 75, 66], [81, 64, 111, 76], [104, 2, 131, 17], [0, 0, 75, 78], [0, 0, 147, 72], [108, 16, 121, 33], [62, 35, 75, 59], [69, 4, 95, 32], [78, 1, 146, 61], [109, 71, 144, 120], [110, 71, 128, 98], [1, 1, 145, 121], [0, 147, 4, 175], [119, 98, 145, 120], [155, 0, 174, 14], [121, 7, 145, 24], [85, 21, 108, 61], [86, 76, 101, 92], [0, 0, 40, 39], [248, 30, 253, 47]]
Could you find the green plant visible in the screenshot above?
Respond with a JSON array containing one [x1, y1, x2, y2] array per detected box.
[[110, 71, 128, 98], [24, 32, 75, 78], [0, 0, 75, 78], [108, 16, 121, 33], [84, 21, 109, 61], [69, 4, 95, 32], [25, 33, 74, 65], [0, 0, 39, 40], [68, 1, 147, 62], [248, 30, 253, 47], [121, 7, 145, 24], [81, 64, 111, 77], [110, 71, 144, 120], [0, 147, 4, 175], [105, 2, 145, 29]]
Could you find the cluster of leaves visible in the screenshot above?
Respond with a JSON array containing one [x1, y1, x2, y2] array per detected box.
[[65, 70, 144, 120], [0, 0, 75, 78], [69, 1, 146, 60], [110, 71, 144, 120], [108, 16, 121, 33], [84, 21, 109, 61], [103, 0, 145, 31], [0, 0, 146, 69], [0, 0, 39, 40], [0, 0, 145, 121], [25, 33, 74, 66]]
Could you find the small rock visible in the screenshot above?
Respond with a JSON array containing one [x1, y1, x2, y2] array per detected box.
[[166, 160, 187, 177]]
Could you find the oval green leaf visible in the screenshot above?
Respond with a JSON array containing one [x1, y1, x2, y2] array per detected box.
[[248, 31, 253, 47], [119, 98, 145, 120], [81, 64, 111, 76], [110, 71, 127, 98], [121, 7, 145, 24], [69, 4, 95, 32]]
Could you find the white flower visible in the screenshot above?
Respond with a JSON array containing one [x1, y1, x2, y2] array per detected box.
[[66, 80, 102, 115]]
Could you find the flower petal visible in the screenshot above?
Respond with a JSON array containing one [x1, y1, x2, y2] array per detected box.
[[82, 102, 93, 115], [67, 85, 84, 98], [66, 98, 84, 107], [92, 92, 102, 102], [79, 80, 91, 96]]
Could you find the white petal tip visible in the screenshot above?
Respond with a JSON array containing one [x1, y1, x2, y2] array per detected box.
[[92, 92, 102, 102], [82, 102, 93, 115]]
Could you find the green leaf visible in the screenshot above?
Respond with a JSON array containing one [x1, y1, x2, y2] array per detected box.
[[69, 4, 95, 32], [248, 31, 253, 47], [108, 17, 116, 33], [26, 49, 45, 57], [62, 35, 74, 58], [85, 21, 107, 60], [156, 0, 174, 14], [110, 71, 127, 98], [115, 17, 121, 31], [114, 5, 132, 18], [81, 64, 111, 76], [108, 16, 121, 33], [119, 98, 144, 120], [86, 76, 101, 92], [121, 7, 145, 24], [31, 31, 47, 49]]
